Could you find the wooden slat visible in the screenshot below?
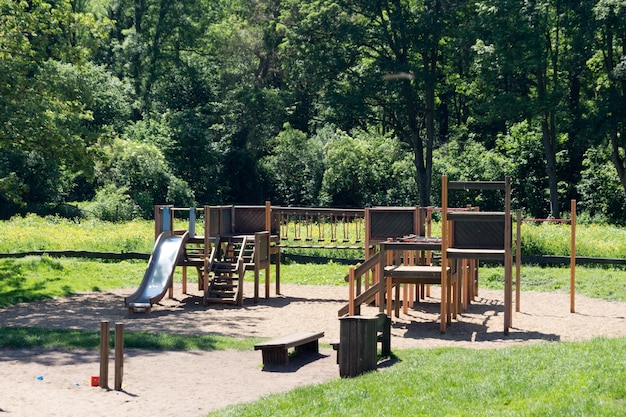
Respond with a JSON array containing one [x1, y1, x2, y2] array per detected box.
[[448, 181, 506, 190], [447, 248, 505, 260], [447, 211, 506, 221], [254, 331, 324, 350]]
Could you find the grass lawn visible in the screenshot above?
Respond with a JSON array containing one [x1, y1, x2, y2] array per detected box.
[[208, 338, 626, 417]]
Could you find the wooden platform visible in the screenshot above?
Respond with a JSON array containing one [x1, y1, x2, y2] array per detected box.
[[254, 331, 324, 365]]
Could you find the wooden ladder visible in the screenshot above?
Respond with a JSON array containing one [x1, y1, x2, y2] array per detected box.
[[204, 236, 247, 306]]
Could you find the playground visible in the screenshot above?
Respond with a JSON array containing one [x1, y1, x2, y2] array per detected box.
[[1, 281, 625, 416], [1, 187, 625, 416]]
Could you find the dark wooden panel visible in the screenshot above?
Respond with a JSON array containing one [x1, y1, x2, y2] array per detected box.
[[453, 220, 505, 249], [233, 206, 266, 234], [369, 210, 416, 241]]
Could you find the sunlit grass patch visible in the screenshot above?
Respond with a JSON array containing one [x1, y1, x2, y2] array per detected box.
[[208, 338, 626, 417], [0, 256, 146, 307], [0, 327, 261, 351]]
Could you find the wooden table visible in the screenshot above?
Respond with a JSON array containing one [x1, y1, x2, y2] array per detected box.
[[377, 239, 456, 333]]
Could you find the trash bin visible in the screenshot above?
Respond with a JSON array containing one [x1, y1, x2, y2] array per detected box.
[[338, 315, 378, 378]]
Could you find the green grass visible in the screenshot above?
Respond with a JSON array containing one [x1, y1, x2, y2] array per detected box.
[[521, 222, 626, 258], [208, 338, 626, 417], [0, 256, 147, 307], [4, 214, 626, 259], [0, 326, 260, 351], [273, 261, 349, 285], [480, 265, 626, 302], [1, 258, 624, 310], [0, 214, 154, 253]]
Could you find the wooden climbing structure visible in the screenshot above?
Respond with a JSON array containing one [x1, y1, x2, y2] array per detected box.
[[152, 202, 279, 307]]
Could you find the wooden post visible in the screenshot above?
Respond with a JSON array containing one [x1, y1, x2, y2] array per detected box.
[[154, 205, 161, 240], [570, 199, 577, 313], [99, 320, 109, 389], [384, 243, 393, 316], [378, 249, 385, 313], [265, 201, 281, 296], [440, 175, 448, 333], [264, 200, 271, 232], [364, 208, 372, 295], [203, 205, 211, 302], [348, 266, 355, 316], [504, 176, 512, 335], [516, 209, 522, 312], [114, 323, 124, 391], [338, 316, 378, 378]]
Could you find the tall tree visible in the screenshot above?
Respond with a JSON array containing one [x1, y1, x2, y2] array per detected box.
[[279, 0, 470, 207], [99, 0, 211, 117], [471, 0, 589, 218], [0, 0, 109, 207], [590, 0, 626, 195]]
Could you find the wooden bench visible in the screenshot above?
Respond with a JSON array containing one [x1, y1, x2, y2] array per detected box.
[[254, 331, 324, 365]]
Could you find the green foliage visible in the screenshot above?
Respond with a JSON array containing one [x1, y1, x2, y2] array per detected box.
[[94, 138, 194, 218], [432, 137, 509, 210], [520, 222, 626, 259], [2, 0, 626, 223], [495, 121, 551, 217], [577, 145, 626, 225], [0, 0, 112, 207], [84, 184, 141, 221], [261, 124, 417, 207], [209, 338, 626, 416], [260, 123, 324, 206], [320, 128, 417, 207]]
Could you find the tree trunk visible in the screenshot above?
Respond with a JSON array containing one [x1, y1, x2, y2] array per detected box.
[[610, 129, 626, 191], [537, 68, 560, 218]]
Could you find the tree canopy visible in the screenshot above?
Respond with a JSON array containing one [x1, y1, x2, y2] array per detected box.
[[1, 0, 625, 223]]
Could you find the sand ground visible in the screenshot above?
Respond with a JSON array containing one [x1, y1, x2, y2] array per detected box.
[[0, 281, 624, 417]]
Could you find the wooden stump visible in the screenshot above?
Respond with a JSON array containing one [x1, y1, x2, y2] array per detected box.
[[338, 316, 378, 378]]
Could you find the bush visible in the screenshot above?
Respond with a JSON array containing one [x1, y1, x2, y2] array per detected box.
[[577, 145, 626, 225], [93, 137, 194, 218], [84, 185, 140, 221]]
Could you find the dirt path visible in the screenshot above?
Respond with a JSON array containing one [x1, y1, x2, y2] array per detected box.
[[0, 282, 624, 416]]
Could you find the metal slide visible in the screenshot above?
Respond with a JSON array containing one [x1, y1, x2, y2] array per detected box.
[[125, 231, 188, 313]]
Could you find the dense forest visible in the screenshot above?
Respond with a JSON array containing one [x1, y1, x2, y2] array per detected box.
[[1, 0, 625, 223]]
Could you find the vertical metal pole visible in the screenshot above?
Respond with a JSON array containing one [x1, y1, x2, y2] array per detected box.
[[189, 207, 196, 238]]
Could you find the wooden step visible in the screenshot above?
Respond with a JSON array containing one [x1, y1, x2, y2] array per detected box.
[[211, 282, 239, 291], [207, 290, 236, 297], [210, 286, 237, 294], [205, 297, 237, 304]]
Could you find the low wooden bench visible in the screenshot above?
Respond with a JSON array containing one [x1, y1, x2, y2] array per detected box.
[[254, 331, 324, 365]]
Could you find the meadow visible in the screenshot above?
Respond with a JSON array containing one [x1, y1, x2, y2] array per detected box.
[[0, 214, 625, 416]]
